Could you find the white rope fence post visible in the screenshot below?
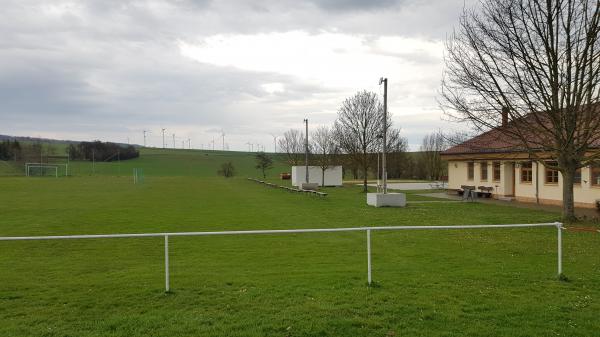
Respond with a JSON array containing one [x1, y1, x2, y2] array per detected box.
[[367, 229, 372, 285], [556, 222, 563, 277], [164, 235, 170, 292]]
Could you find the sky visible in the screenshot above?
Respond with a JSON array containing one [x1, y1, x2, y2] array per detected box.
[[0, 0, 475, 151]]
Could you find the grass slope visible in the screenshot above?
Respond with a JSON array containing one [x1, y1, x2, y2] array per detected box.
[[66, 148, 291, 178], [0, 150, 599, 336]]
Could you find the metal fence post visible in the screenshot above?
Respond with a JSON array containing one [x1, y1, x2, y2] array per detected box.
[[556, 222, 562, 277], [165, 235, 170, 292], [367, 229, 372, 285]]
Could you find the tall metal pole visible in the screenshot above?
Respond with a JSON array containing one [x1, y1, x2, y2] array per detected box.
[[304, 118, 309, 183], [380, 78, 388, 194]]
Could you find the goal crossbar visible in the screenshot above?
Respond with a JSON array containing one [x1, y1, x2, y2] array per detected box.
[[0, 222, 564, 292], [25, 163, 68, 177]]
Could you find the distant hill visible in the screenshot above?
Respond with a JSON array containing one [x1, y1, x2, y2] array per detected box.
[[0, 134, 138, 147]]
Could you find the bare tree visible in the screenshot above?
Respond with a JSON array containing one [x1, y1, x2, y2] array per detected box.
[[277, 129, 305, 166], [441, 0, 600, 220], [334, 90, 388, 192], [311, 126, 339, 186], [217, 162, 235, 178], [383, 128, 409, 179], [419, 131, 447, 180]]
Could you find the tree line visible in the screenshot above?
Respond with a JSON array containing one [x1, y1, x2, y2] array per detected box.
[[68, 141, 139, 161], [277, 90, 449, 192], [0, 139, 140, 174], [0, 140, 58, 165]]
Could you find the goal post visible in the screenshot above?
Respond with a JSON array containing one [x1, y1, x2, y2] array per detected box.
[[25, 163, 68, 177]]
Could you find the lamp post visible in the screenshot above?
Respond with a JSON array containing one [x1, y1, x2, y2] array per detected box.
[[379, 77, 388, 194], [304, 118, 309, 184]]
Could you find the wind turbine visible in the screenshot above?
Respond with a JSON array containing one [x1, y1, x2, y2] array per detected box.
[[143, 130, 150, 147], [161, 128, 166, 148], [221, 129, 226, 151], [270, 134, 278, 153]]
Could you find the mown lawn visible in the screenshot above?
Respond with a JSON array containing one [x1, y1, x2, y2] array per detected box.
[[1, 174, 599, 336]]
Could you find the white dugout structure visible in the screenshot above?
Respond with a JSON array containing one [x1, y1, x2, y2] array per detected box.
[[291, 166, 343, 187], [0, 223, 564, 293]]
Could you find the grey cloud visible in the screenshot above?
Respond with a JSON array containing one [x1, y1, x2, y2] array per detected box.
[[0, 0, 475, 149]]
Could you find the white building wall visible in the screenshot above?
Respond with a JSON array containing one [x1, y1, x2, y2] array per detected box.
[[448, 160, 600, 208], [291, 166, 343, 187]]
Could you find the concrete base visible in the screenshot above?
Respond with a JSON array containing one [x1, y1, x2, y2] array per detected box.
[[367, 193, 406, 207], [301, 183, 319, 191]]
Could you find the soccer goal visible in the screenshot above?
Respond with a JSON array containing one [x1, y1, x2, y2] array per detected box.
[[25, 163, 68, 177]]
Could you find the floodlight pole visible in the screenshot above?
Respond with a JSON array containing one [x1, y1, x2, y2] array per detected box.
[[304, 118, 309, 183], [380, 77, 388, 194]]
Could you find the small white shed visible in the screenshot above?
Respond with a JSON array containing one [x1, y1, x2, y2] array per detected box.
[[291, 166, 343, 187]]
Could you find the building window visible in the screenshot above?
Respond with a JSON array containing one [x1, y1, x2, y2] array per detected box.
[[521, 162, 533, 183], [574, 168, 582, 185], [467, 162, 474, 180], [480, 161, 488, 181], [493, 162, 501, 182], [592, 165, 600, 186], [545, 161, 559, 184]]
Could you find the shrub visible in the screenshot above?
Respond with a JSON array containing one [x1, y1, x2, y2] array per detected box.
[[217, 162, 235, 178]]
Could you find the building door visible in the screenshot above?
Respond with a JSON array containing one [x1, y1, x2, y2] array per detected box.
[[503, 162, 515, 196]]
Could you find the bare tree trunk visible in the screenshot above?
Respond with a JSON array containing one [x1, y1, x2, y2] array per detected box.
[[322, 169, 325, 187], [561, 163, 577, 221]]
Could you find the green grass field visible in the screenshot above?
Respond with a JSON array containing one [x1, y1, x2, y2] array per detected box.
[[1, 149, 599, 336]]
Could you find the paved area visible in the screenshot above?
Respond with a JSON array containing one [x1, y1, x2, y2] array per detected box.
[[366, 182, 443, 190], [417, 192, 600, 219]]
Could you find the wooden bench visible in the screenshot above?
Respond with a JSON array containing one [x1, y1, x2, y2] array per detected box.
[[477, 186, 494, 198]]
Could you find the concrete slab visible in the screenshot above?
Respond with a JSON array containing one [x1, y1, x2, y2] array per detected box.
[[367, 193, 406, 207]]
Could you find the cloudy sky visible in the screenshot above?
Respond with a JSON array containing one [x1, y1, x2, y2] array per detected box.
[[0, 0, 475, 151]]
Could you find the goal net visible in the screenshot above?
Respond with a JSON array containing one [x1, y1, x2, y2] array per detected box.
[[25, 163, 68, 177]]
